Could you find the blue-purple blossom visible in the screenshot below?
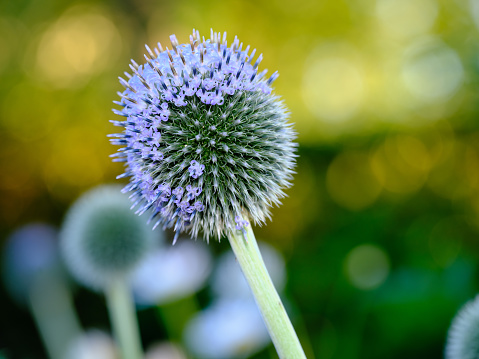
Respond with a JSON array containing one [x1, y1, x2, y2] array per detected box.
[[235, 215, 249, 240], [235, 216, 249, 231], [188, 160, 205, 179], [110, 29, 297, 241]]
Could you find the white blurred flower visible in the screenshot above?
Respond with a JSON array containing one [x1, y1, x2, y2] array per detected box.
[[184, 299, 271, 359], [211, 241, 286, 299], [145, 342, 187, 359], [66, 330, 117, 359], [131, 240, 212, 305]]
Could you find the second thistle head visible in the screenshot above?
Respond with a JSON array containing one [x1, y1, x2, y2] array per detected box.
[[60, 185, 157, 290], [446, 295, 479, 359], [111, 29, 297, 241]]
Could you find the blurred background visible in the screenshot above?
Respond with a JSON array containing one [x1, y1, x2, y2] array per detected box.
[[1, 0, 479, 358]]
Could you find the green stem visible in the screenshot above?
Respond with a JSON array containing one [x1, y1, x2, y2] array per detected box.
[[105, 277, 143, 359], [227, 225, 307, 359], [29, 274, 82, 359]]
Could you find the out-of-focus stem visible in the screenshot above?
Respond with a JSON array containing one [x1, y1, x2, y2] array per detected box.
[[105, 277, 143, 359], [29, 274, 82, 359]]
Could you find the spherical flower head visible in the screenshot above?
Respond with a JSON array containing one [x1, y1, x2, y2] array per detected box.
[[446, 295, 479, 359], [110, 29, 297, 241], [60, 185, 157, 290], [67, 330, 117, 359], [2, 223, 60, 304]]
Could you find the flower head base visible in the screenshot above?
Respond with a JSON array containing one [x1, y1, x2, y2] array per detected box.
[[111, 29, 297, 241]]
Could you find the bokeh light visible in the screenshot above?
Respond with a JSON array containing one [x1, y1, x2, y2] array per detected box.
[[0, 17, 23, 75], [344, 244, 390, 290], [401, 37, 464, 104], [131, 240, 212, 305], [326, 150, 382, 210], [66, 330, 117, 359], [375, 0, 438, 39], [184, 299, 270, 359], [145, 342, 187, 359], [33, 5, 121, 89], [303, 43, 364, 124], [370, 135, 432, 195]]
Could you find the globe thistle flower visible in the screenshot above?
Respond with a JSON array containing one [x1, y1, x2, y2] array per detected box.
[[110, 29, 297, 242], [61, 185, 153, 359], [446, 295, 479, 359], [60, 184, 156, 290], [111, 30, 305, 359]]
